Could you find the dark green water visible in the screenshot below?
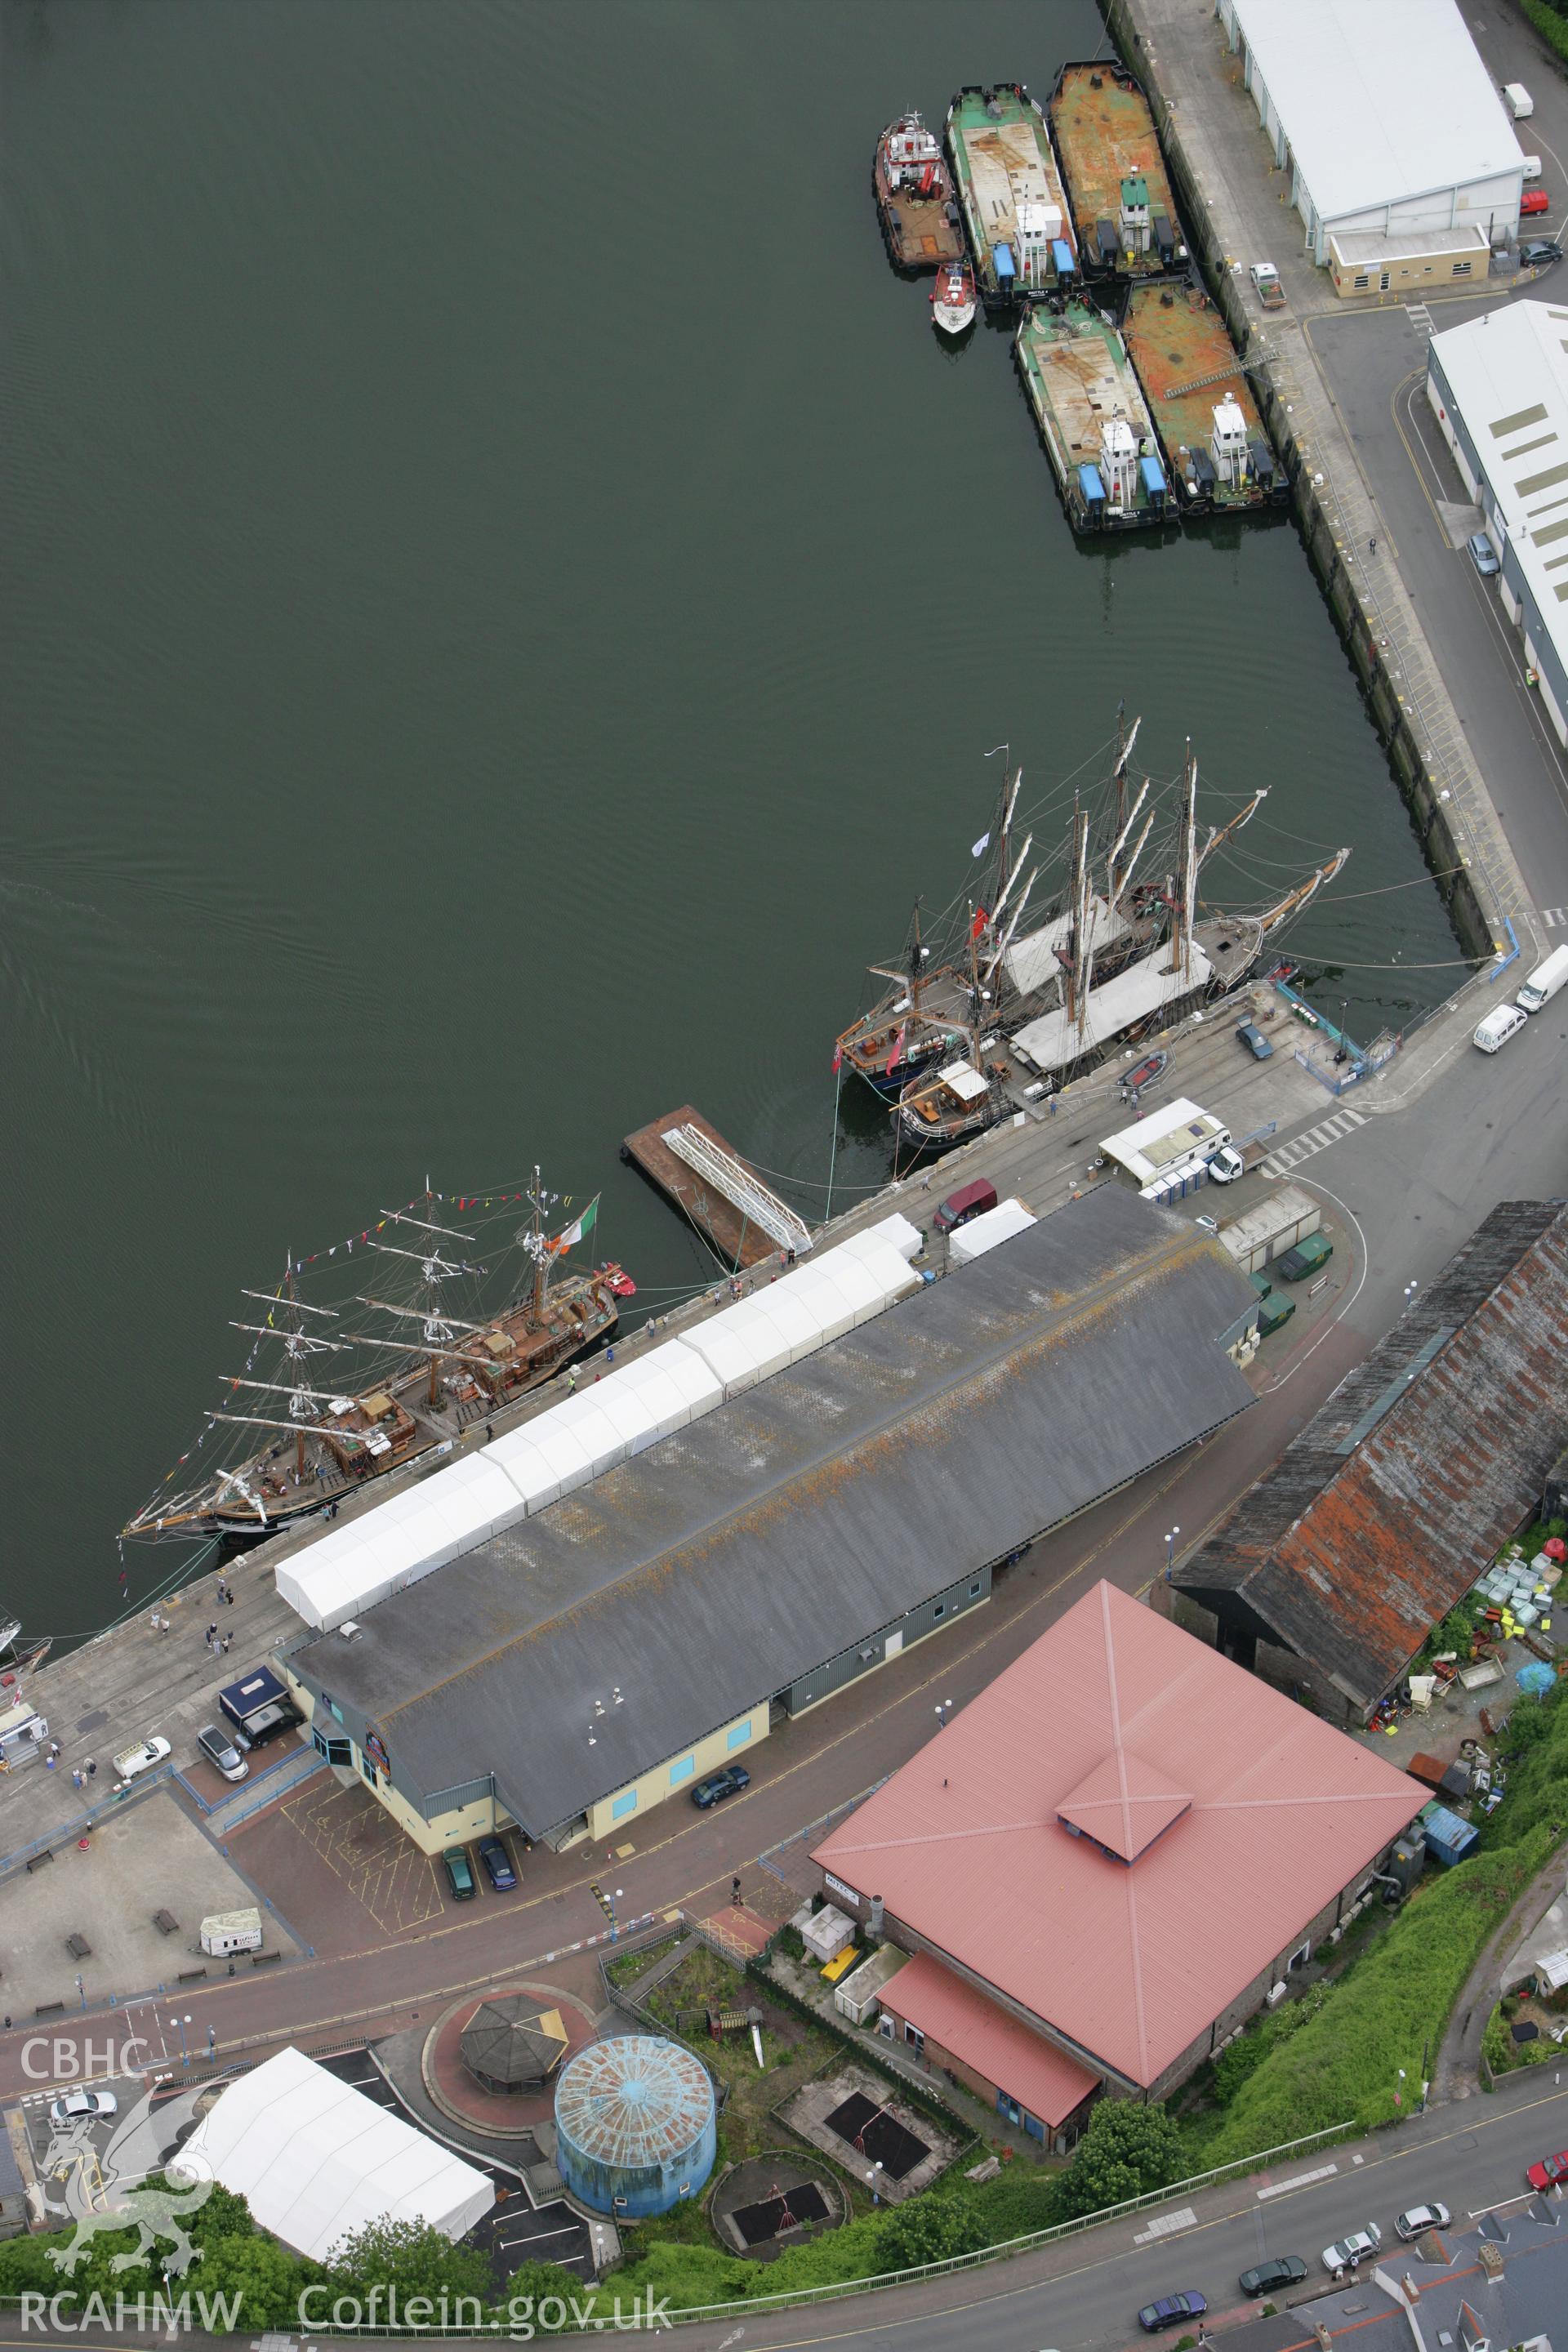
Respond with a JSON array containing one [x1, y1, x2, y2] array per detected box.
[[2, 0, 1458, 1636]]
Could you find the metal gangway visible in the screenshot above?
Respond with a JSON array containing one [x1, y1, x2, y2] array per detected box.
[[659, 1125, 813, 1258]]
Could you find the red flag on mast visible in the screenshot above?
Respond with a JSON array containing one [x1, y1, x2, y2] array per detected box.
[[970, 906, 989, 941]]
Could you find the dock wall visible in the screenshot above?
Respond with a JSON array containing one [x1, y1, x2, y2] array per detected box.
[[1101, 0, 1525, 964]]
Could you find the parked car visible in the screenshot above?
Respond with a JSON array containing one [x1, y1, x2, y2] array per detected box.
[[1395, 2203, 1450, 2240], [1206, 1144, 1245, 1183], [1239, 2256, 1307, 2296], [1138, 2292, 1208, 2333], [195, 1725, 248, 1783], [933, 1178, 998, 1236], [1322, 2224, 1382, 2272], [1521, 239, 1559, 267], [478, 1834, 516, 1891], [691, 1763, 751, 1810], [50, 2091, 118, 2123], [442, 1846, 475, 1900], [1522, 185, 1551, 216], [112, 1735, 172, 1784], [1468, 531, 1500, 577], [1236, 1019, 1274, 1060], [1526, 2145, 1568, 2191]]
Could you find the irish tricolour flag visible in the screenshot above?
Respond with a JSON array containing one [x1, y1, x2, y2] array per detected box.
[[556, 1196, 599, 1251]]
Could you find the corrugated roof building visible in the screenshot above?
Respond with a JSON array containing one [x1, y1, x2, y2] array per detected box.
[[1216, 0, 1524, 266], [281, 1189, 1258, 1854], [1428, 302, 1568, 749], [1171, 1200, 1568, 1722], [813, 1580, 1422, 2140]]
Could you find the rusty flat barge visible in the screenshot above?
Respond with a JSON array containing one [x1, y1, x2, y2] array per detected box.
[[945, 83, 1077, 310], [621, 1107, 805, 1271], [1014, 301, 1171, 532], [1122, 281, 1287, 514], [1049, 61, 1186, 280]]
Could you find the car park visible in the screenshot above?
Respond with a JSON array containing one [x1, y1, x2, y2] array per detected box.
[[1236, 1019, 1273, 1060], [478, 1834, 516, 1891], [1138, 2292, 1208, 2333], [1322, 2224, 1382, 2272], [1521, 240, 1559, 267], [691, 1763, 751, 1810], [1239, 2256, 1307, 2296], [1468, 531, 1500, 578], [1526, 2146, 1568, 2191], [50, 2091, 118, 2123], [1395, 2203, 1450, 2240], [442, 1846, 475, 1900]]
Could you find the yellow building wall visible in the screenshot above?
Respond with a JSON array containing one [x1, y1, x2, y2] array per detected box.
[[373, 1775, 498, 1855], [1330, 247, 1481, 299], [587, 1704, 769, 1842]]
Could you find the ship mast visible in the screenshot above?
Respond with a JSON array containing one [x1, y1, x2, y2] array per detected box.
[[1257, 847, 1351, 933], [1064, 808, 1091, 1040], [1196, 786, 1268, 871], [1174, 742, 1199, 984]]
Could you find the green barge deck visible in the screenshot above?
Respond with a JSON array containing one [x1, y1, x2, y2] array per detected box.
[[1049, 61, 1186, 280], [1013, 304, 1171, 533], [1122, 282, 1286, 514], [945, 83, 1076, 310]]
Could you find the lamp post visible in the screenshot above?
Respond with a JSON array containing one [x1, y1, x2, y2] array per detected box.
[[175, 2014, 192, 2068], [609, 1888, 624, 1943], [934, 1699, 954, 1730], [74, 1975, 85, 2013], [1165, 1526, 1181, 1577], [207, 2026, 217, 2062], [867, 2162, 884, 2206]]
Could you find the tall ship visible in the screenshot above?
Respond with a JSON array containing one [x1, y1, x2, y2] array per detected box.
[[1124, 281, 1287, 514], [122, 1174, 630, 1544], [944, 84, 1077, 310], [1013, 301, 1170, 532], [1048, 61, 1187, 280], [873, 112, 966, 271], [834, 724, 1348, 1157]]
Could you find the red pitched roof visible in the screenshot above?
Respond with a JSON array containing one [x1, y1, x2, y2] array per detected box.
[[880, 1950, 1098, 2126], [814, 1581, 1423, 2088]]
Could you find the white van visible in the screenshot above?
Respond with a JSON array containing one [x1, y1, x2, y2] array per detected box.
[[1523, 154, 1544, 183], [1517, 944, 1568, 1012], [1474, 1003, 1527, 1052], [1505, 82, 1535, 120]]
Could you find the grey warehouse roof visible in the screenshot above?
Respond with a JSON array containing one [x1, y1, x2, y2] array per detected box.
[[289, 1189, 1257, 1834]]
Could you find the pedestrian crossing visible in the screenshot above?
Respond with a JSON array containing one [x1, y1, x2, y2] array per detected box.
[[1260, 1105, 1366, 1177], [1543, 906, 1566, 929], [1405, 302, 1434, 340]]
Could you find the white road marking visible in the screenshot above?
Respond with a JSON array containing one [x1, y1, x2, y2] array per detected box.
[[1544, 906, 1566, 928], [1133, 2205, 1198, 2245], [1258, 2162, 1339, 2200], [1261, 1106, 1366, 1174]]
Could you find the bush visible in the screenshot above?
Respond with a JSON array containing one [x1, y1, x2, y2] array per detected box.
[[1062, 2100, 1183, 2216]]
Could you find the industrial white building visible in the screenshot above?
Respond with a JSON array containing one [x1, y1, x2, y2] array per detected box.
[[1428, 301, 1568, 747], [1216, 0, 1524, 268]]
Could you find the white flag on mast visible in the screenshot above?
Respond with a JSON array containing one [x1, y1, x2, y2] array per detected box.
[[971, 831, 991, 858]]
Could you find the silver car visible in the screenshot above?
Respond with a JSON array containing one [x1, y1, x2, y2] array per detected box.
[[1396, 2203, 1450, 2240], [1322, 2223, 1382, 2271], [50, 2091, 118, 2123]]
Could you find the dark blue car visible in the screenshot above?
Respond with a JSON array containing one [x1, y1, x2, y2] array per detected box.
[[1138, 2292, 1208, 2333], [1236, 1019, 1274, 1060], [691, 1764, 751, 1810], [478, 1834, 517, 1891]]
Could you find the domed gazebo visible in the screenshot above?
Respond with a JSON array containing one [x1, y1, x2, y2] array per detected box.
[[460, 1995, 571, 2095]]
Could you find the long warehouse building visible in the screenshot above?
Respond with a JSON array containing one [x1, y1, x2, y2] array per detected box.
[[278, 1189, 1259, 1855]]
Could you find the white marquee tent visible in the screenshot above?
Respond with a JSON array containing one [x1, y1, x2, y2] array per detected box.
[[174, 2045, 494, 2262]]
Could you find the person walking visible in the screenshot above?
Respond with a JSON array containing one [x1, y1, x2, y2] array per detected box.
[[225, 1588, 234, 1607], [85, 1759, 96, 1780], [220, 1633, 233, 1655], [71, 1768, 83, 1790]]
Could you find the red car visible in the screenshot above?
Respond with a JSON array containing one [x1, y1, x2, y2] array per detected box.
[[1526, 2147, 1568, 2191], [1522, 187, 1551, 216]]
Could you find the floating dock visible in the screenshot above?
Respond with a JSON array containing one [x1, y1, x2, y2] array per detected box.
[[621, 1107, 804, 1271], [1013, 302, 1170, 532], [1049, 61, 1185, 280], [945, 83, 1076, 310], [1123, 283, 1286, 514]]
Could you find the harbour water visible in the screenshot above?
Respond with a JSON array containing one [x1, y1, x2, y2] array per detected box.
[[2, 0, 1459, 1637]]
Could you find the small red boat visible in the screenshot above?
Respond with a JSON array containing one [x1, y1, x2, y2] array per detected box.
[[599, 1262, 638, 1298], [931, 256, 977, 336]]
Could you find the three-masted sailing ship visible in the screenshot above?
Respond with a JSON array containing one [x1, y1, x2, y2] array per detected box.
[[122, 1173, 632, 1544], [835, 720, 1348, 1156]]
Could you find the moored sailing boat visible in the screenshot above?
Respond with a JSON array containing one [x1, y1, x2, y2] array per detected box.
[[122, 1174, 629, 1544]]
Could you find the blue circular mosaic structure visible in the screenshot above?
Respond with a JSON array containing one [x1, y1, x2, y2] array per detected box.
[[553, 2034, 716, 2218]]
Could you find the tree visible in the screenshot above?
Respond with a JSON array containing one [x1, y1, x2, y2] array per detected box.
[[189, 2234, 305, 2330], [187, 2181, 260, 2247], [875, 2194, 990, 2270], [323, 2216, 492, 2305], [1062, 2100, 1183, 2216]]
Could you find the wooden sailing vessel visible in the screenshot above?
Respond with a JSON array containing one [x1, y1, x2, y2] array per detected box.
[[122, 1173, 628, 1544]]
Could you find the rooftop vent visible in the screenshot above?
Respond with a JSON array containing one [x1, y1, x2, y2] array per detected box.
[[1057, 1748, 1192, 1863]]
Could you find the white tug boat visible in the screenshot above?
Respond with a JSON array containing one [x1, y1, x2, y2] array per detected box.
[[931, 255, 977, 336]]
